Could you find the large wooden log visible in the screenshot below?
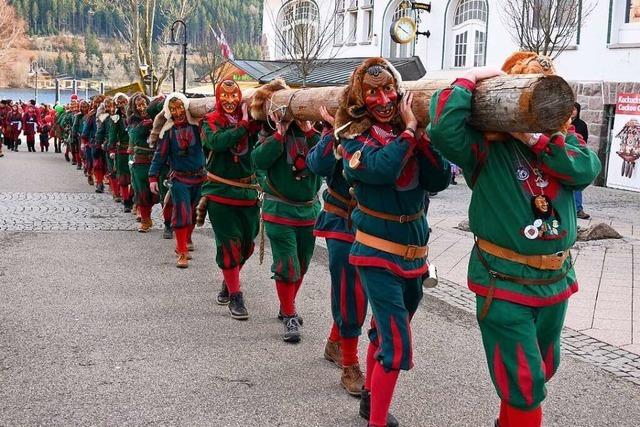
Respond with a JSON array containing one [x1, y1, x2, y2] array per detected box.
[[260, 74, 574, 131], [149, 74, 574, 144]]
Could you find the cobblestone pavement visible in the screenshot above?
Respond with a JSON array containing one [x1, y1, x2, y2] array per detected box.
[[1, 149, 640, 425]]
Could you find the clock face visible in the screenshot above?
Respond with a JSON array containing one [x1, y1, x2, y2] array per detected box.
[[391, 17, 417, 44]]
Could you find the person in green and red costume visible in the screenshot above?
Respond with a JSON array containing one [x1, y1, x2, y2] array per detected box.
[[107, 93, 132, 212], [251, 80, 322, 343], [71, 100, 87, 169], [200, 79, 262, 320], [128, 93, 166, 233], [97, 97, 120, 203], [81, 95, 105, 188], [149, 93, 205, 268], [306, 106, 366, 396], [427, 53, 602, 427], [337, 58, 451, 427]]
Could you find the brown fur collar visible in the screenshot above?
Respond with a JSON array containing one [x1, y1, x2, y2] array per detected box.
[[334, 57, 404, 139], [250, 78, 289, 121]]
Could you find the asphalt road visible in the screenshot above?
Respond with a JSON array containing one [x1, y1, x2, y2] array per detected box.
[[1, 150, 639, 426]]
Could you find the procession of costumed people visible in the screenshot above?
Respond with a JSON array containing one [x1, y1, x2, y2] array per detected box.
[[1, 52, 601, 427]]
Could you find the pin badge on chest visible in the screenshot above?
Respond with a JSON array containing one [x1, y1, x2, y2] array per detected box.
[[533, 219, 543, 228], [524, 225, 539, 240], [536, 178, 549, 188], [516, 166, 529, 181], [349, 150, 362, 169]]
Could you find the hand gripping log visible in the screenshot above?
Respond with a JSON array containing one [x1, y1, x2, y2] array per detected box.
[[148, 74, 574, 146]]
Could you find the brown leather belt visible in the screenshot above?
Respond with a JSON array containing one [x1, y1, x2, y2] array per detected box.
[[357, 203, 423, 224], [323, 202, 349, 219], [327, 187, 356, 208], [355, 230, 428, 260], [207, 172, 260, 190], [476, 238, 569, 271]]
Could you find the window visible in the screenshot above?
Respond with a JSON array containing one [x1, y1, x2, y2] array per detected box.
[[276, 0, 320, 58], [363, 7, 374, 41], [347, 10, 358, 42], [454, 32, 468, 67], [627, 0, 640, 23], [450, 0, 487, 68], [474, 30, 485, 66], [335, 0, 345, 44], [454, 0, 487, 25]]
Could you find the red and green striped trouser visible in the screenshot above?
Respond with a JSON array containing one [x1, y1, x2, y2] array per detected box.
[[265, 222, 316, 283], [357, 267, 423, 371], [476, 296, 567, 410], [207, 201, 260, 270], [327, 238, 367, 338]]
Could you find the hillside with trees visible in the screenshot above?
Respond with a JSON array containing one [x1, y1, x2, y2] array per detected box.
[[9, 0, 262, 52], [3, 0, 262, 89]]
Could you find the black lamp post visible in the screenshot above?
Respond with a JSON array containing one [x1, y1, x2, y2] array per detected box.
[[169, 19, 188, 94]]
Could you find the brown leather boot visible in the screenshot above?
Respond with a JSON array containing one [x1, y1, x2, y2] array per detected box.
[[341, 364, 365, 397], [176, 252, 189, 268], [324, 339, 343, 368], [138, 219, 153, 233]]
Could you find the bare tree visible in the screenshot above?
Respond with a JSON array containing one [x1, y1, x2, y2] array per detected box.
[[83, 0, 194, 95], [267, 0, 341, 87], [499, 0, 597, 59], [195, 25, 232, 93], [0, 0, 27, 69]]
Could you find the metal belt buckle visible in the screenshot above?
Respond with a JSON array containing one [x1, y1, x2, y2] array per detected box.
[[404, 245, 419, 260], [399, 215, 408, 223]]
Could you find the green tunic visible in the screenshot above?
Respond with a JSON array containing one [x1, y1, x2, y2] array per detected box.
[[252, 124, 322, 283], [107, 113, 130, 181], [427, 79, 602, 306]]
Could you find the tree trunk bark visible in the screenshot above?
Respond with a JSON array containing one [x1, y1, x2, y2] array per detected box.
[[149, 74, 574, 144]]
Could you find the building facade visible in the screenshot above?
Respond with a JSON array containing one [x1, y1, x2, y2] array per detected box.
[[261, 0, 640, 166]]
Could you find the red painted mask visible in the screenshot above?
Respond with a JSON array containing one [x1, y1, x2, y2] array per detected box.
[[169, 98, 187, 126], [217, 80, 242, 114], [362, 66, 398, 123]]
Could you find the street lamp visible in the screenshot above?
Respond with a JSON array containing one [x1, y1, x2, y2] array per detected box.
[[168, 19, 188, 94], [31, 60, 38, 104]]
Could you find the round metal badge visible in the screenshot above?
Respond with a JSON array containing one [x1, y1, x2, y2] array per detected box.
[[533, 219, 543, 228], [516, 166, 530, 181], [524, 225, 539, 240]]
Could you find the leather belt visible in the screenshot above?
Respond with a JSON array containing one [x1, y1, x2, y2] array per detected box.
[[357, 203, 423, 224], [323, 202, 349, 219], [476, 238, 569, 271], [327, 187, 356, 208], [206, 172, 260, 190], [355, 230, 428, 260]]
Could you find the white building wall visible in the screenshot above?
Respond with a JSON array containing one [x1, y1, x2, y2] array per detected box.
[[262, 0, 640, 83]]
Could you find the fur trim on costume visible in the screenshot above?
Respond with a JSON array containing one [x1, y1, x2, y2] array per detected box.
[[159, 92, 200, 138], [96, 103, 109, 123], [250, 78, 289, 121], [335, 57, 404, 139], [501, 51, 556, 76]]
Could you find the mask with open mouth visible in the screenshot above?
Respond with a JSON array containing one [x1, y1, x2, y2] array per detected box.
[[217, 80, 242, 115], [362, 65, 398, 124], [168, 98, 187, 126]]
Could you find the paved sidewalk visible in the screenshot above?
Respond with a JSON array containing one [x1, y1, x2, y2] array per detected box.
[[2, 149, 640, 426], [427, 180, 640, 356]]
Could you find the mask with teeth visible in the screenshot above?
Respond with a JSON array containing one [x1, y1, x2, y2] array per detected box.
[[217, 80, 242, 115], [362, 65, 398, 124]]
